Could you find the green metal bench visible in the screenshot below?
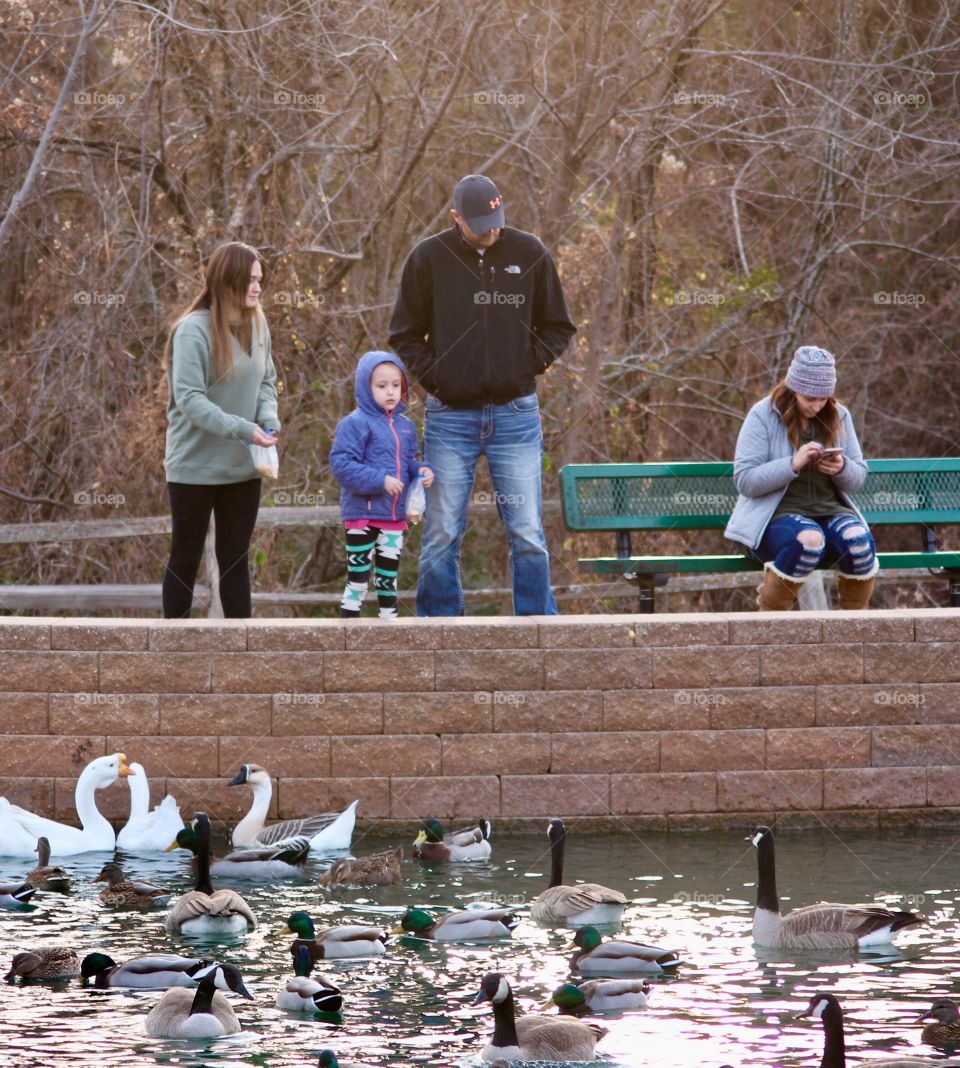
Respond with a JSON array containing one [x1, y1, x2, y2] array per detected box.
[[559, 459, 960, 612]]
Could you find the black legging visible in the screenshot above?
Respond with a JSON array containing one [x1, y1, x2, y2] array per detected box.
[[162, 479, 261, 618]]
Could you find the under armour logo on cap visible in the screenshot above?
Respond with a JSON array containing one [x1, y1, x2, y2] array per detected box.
[[453, 175, 506, 233]]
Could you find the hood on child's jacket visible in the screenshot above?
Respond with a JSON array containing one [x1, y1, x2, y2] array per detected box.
[[354, 350, 409, 416]]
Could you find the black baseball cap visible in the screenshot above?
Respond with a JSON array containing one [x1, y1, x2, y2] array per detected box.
[[453, 174, 505, 233]]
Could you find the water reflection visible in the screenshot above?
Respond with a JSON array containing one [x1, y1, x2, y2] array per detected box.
[[1, 828, 959, 1065]]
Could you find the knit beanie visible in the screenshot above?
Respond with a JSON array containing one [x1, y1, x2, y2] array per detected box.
[[785, 346, 836, 397]]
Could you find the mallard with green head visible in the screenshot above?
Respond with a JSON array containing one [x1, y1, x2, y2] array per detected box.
[[81, 951, 251, 994], [280, 911, 388, 960], [0, 880, 35, 907], [413, 818, 492, 862], [570, 925, 684, 975], [168, 824, 310, 879], [545, 979, 651, 1014], [276, 943, 343, 1014], [399, 906, 518, 941]]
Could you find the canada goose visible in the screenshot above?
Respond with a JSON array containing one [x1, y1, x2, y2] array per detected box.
[[0, 753, 134, 856], [545, 979, 651, 1014], [81, 952, 251, 994], [797, 991, 940, 1067], [165, 813, 257, 935], [228, 764, 357, 850], [919, 998, 960, 1046], [319, 846, 403, 888], [749, 825, 923, 949], [168, 825, 311, 879], [413, 818, 492, 861], [0, 880, 36, 907], [276, 944, 343, 1014], [570, 925, 684, 975], [472, 971, 607, 1062], [94, 862, 171, 907], [280, 912, 388, 960], [399, 906, 518, 941], [144, 967, 253, 1038], [25, 837, 70, 892], [116, 761, 184, 851], [529, 819, 627, 927], [5, 947, 80, 981]]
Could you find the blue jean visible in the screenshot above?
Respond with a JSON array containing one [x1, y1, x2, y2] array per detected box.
[[417, 393, 558, 616], [755, 513, 878, 579]]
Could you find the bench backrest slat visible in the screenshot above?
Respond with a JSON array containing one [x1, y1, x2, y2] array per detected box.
[[560, 460, 960, 531]]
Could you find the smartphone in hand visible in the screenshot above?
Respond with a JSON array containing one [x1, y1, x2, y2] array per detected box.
[[818, 447, 843, 457]]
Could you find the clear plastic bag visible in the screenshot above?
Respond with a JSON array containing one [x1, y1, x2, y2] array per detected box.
[[250, 442, 279, 479], [406, 474, 426, 524]]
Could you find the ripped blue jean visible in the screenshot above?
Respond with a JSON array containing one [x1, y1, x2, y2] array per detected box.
[[755, 513, 878, 579]]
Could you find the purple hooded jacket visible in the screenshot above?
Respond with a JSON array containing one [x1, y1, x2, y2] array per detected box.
[[329, 351, 423, 523]]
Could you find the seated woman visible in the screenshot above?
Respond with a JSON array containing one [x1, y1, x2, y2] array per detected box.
[[725, 345, 878, 611]]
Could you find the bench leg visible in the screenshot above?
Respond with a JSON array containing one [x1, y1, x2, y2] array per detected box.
[[637, 580, 656, 614]]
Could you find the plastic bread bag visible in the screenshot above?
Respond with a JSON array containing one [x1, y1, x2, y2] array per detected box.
[[406, 474, 426, 523], [250, 441, 279, 479]]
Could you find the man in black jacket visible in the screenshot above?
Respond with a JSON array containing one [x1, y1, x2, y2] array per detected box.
[[388, 174, 577, 615]]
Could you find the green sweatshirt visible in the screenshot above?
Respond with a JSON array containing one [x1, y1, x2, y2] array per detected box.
[[164, 309, 281, 485]]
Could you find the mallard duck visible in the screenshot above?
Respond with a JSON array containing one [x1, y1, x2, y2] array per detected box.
[[529, 819, 627, 927], [0, 753, 134, 856], [25, 837, 70, 892], [168, 825, 310, 880], [399, 906, 518, 941], [276, 943, 343, 1014], [919, 998, 960, 1046], [116, 761, 184, 852], [797, 991, 940, 1067], [472, 971, 607, 1063], [95, 862, 171, 907], [81, 952, 252, 994], [5, 948, 80, 981], [0, 880, 36, 906], [318, 1052, 377, 1068], [546, 979, 651, 1014], [319, 846, 403, 888], [165, 813, 257, 936], [413, 818, 492, 861], [749, 825, 923, 949], [570, 925, 684, 975], [281, 912, 388, 960], [144, 967, 253, 1038], [228, 764, 357, 850]]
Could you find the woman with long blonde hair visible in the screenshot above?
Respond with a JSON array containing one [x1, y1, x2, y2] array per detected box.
[[162, 242, 280, 618], [725, 346, 877, 611]]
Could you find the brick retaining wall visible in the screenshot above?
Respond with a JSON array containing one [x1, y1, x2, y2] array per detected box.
[[1, 611, 959, 833]]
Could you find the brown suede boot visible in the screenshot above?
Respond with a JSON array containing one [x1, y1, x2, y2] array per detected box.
[[837, 574, 876, 610], [756, 567, 805, 611]]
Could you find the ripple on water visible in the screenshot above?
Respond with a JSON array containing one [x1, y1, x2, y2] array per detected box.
[[1, 828, 959, 1065]]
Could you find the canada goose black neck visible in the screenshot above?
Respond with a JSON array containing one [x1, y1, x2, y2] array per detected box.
[[489, 982, 520, 1050], [192, 814, 214, 895], [819, 996, 846, 1068], [548, 819, 566, 889], [753, 826, 780, 914], [189, 975, 218, 1017]]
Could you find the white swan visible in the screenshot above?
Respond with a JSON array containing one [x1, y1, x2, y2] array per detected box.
[[0, 753, 134, 857], [228, 764, 357, 851], [116, 762, 184, 852]]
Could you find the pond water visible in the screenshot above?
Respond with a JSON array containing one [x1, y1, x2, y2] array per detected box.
[[2, 825, 959, 1067]]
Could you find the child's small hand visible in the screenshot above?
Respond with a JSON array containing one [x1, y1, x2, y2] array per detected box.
[[384, 475, 404, 497], [419, 466, 435, 488]]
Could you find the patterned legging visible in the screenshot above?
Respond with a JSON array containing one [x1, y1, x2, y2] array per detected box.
[[340, 525, 405, 618]]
